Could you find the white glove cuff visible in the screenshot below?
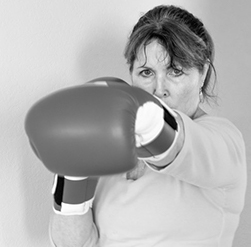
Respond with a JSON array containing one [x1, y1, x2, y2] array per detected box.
[[135, 102, 164, 147], [53, 197, 94, 216]]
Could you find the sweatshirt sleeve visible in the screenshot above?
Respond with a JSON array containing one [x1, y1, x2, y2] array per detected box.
[[147, 112, 247, 189]]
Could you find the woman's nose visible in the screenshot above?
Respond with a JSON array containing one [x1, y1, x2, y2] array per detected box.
[[154, 76, 169, 99]]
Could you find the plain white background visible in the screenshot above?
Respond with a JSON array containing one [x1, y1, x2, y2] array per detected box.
[[0, 0, 250, 246]]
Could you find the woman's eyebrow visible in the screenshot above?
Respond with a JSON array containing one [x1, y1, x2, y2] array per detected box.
[[136, 64, 174, 70], [136, 64, 151, 69]]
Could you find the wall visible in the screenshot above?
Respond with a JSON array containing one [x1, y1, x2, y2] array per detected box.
[[204, 1, 251, 246], [0, 0, 250, 246]]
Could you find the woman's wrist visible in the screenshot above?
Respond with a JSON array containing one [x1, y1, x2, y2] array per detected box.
[[141, 112, 184, 168]]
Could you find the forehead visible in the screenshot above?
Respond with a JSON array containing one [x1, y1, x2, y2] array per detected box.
[[135, 40, 170, 67]]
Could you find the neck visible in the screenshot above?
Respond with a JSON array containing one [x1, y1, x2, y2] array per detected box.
[[192, 107, 206, 120]]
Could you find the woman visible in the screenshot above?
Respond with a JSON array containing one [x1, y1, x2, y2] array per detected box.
[[50, 5, 247, 247]]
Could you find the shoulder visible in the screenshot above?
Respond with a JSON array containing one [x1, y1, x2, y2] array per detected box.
[[176, 108, 242, 136], [176, 111, 245, 154]]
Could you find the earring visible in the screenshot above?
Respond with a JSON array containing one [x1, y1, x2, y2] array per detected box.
[[199, 88, 204, 103]]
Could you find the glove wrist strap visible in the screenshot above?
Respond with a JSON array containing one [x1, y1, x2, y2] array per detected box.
[[52, 175, 98, 215], [136, 122, 176, 158]]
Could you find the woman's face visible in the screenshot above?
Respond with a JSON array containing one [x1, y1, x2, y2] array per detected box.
[[131, 40, 208, 118]]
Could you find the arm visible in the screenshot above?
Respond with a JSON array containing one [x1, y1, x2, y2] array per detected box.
[[135, 97, 184, 167], [151, 112, 247, 188], [49, 209, 99, 247], [48, 175, 99, 246]]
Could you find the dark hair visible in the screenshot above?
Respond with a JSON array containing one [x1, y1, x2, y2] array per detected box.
[[124, 5, 217, 102]]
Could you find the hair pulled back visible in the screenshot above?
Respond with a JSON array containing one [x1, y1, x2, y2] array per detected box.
[[124, 5, 216, 101]]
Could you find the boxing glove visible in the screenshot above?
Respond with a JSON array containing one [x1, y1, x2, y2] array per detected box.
[[52, 77, 130, 215], [25, 77, 178, 212], [25, 77, 132, 215], [25, 77, 177, 175]]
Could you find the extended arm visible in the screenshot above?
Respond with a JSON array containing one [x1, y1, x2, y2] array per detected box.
[[24, 77, 138, 246], [49, 210, 98, 247]]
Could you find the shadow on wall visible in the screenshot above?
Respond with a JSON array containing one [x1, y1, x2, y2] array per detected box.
[[21, 142, 52, 244]]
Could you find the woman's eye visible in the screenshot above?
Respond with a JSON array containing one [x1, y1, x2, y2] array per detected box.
[[140, 69, 153, 77], [169, 68, 184, 77]]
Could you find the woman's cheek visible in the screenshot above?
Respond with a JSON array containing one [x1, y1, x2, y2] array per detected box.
[[177, 89, 199, 115]]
